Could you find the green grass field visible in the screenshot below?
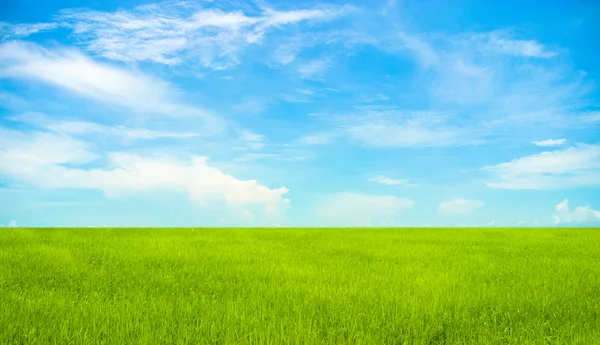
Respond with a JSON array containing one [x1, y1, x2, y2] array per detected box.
[[1, 227, 599, 344]]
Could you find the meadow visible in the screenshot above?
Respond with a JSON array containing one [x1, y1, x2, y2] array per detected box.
[[1, 227, 599, 344]]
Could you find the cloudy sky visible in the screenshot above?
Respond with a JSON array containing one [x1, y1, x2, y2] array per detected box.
[[1, 0, 599, 227]]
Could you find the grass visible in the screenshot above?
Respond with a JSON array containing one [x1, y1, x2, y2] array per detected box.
[[1, 227, 599, 344]]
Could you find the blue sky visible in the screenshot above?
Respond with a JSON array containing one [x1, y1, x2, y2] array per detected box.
[[1, 0, 599, 227]]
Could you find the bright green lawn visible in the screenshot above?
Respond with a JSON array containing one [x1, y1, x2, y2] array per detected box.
[[1, 227, 599, 344]]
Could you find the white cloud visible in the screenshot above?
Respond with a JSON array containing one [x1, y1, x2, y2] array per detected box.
[[396, 30, 439, 66], [0, 128, 289, 219], [346, 122, 461, 147], [262, 8, 340, 26], [234, 153, 280, 162], [367, 26, 589, 127], [359, 93, 390, 103], [476, 31, 558, 58], [438, 199, 484, 215], [234, 150, 308, 163], [280, 94, 313, 103], [484, 144, 600, 190], [272, 42, 303, 65], [8, 220, 17, 227], [0, 22, 58, 39], [554, 199, 600, 224], [0, 127, 98, 167], [11, 113, 199, 140], [278, 88, 322, 104], [297, 132, 336, 145], [315, 193, 414, 226], [335, 109, 480, 147], [55, 124, 199, 140], [577, 111, 600, 124], [368, 175, 419, 187], [56, 2, 345, 69], [296, 89, 314, 95], [232, 97, 270, 115], [516, 220, 544, 226], [370, 30, 492, 107], [532, 138, 567, 147], [369, 176, 406, 185], [297, 58, 331, 79], [303, 108, 484, 148], [0, 41, 219, 126], [237, 130, 265, 150]]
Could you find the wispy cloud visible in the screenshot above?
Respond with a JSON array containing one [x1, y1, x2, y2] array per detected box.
[[236, 130, 266, 150], [483, 144, 600, 190], [332, 108, 482, 147], [0, 22, 58, 39], [368, 175, 420, 187], [358, 93, 390, 103], [0, 41, 219, 126], [297, 58, 331, 79], [396, 30, 439, 66], [234, 153, 280, 162], [554, 199, 600, 224], [577, 111, 600, 124], [298, 107, 487, 148], [366, 26, 590, 127], [234, 148, 309, 163], [532, 138, 567, 147], [54, 1, 347, 69], [315, 193, 414, 226], [280, 94, 313, 103], [232, 97, 270, 115], [10, 113, 200, 140], [438, 199, 485, 215], [272, 41, 303, 65], [474, 30, 559, 58], [297, 132, 337, 145], [279, 88, 321, 103]]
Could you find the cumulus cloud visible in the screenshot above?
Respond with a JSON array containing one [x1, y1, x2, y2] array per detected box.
[[438, 199, 484, 215], [0, 127, 290, 219], [315, 193, 414, 226], [483, 144, 600, 190], [8, 220, 17, 227], [554, 199, 600, 224], [532, 138, 567, 147]]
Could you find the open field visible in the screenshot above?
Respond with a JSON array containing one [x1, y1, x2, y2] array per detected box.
[[1, 227, 599, 344]]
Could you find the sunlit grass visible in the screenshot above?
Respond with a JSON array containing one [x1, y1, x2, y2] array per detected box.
[[1, 227, 599, 344]]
